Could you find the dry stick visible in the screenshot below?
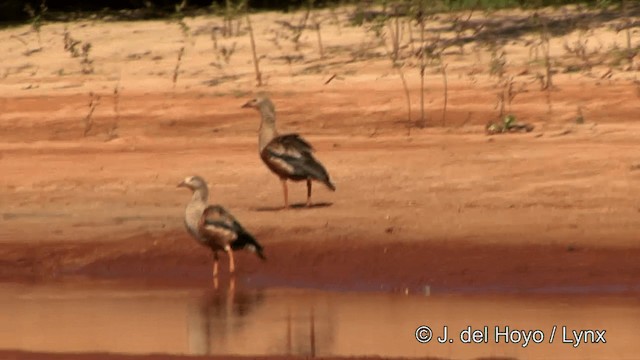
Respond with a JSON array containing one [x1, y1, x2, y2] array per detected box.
[[224, 0, 233, 36], [396, 66, 412, 135], [235, 11, 243, 35], [407, 19, 415, 55], [324, 73, 337, 84], [419, 6, 426, 127], [330, 6, 341, 35], [172, 46, 185, 90], [383, 41, 412, 135], [393, 14, 401, 62], [211, 28, 218, 50], [541, 18, 552, 90], [386, 15, 400, 63], [110, 75, 121, 139], [315, 21, 324, 59], [441, 60, 448, 127], [623, 0, 632, 60], [246, 14, 263, 87], [540, 17, 553, 115]]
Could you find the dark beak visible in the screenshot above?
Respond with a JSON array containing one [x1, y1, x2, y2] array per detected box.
[[241, 101, 252, 109], [177, 180, 186, 188]]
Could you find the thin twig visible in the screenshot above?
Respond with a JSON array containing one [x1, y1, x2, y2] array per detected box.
[[172, 46, 185, 89], [441, 61, 448, 127], [246, 13, 263, 86], [324, 74, 337, 84], [419, 3, 426, 127]]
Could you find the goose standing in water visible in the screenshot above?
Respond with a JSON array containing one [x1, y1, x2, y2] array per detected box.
[[178, 175, 266, 281], [242, 94, 336, 208]]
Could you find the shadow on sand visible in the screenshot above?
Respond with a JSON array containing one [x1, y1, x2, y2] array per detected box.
[[253, 202, 333, 212]]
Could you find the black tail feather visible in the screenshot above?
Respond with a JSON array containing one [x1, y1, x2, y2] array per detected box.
[[303, 156, 335, 192], [231, 231, 266, 261], [324, 179, 336, 191]]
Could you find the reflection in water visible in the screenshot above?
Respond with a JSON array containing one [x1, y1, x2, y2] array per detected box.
[[0, 282, 637, 359], [186, 282, 334, 357], [187, 281, 267, 355]]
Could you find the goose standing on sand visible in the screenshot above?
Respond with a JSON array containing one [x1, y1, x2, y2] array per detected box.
[[242, 94, 336, 208], [178, 175, 266, 280]]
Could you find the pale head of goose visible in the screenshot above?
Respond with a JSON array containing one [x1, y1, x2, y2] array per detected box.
[[177, 175, 208, 192]]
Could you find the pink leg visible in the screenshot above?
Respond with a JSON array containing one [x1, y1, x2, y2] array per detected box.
[[226, 245, 235, 274]]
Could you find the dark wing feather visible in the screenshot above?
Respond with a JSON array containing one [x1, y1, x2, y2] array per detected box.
[[200, 219, 238, 250], [277, 133, 314, 153], [262, 134, 335, 190], [201, 205, 244, 231], [200, 205, 266, 260]]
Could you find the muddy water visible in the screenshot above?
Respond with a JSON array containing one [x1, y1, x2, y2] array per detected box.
[[0, 282, 638, 359]]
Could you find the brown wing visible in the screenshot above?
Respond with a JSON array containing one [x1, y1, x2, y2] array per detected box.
[[199, 205, 266, 259], [261, 133, 314, 178], [261, 133, 335, 189], [198, 206, 240, 249], [199, 205, 236, 229], [276, 133, 314, 154]]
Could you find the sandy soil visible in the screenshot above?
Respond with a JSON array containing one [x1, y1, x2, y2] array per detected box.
[[1, 4, 640, 359], [0, 352, 415, 360]]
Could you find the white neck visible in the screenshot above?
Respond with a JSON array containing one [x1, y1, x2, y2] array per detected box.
[[184, 188, 208, 241], [258, 103, 278, 152]]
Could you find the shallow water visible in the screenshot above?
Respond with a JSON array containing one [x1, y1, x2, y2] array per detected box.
[[0, 281, 638, 359]]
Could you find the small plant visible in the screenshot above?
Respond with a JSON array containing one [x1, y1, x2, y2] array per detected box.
[[328, 2, 342, 35], [212, 0, 248, 37], [80, 43, 94, 74], [211, 27, 220, 50], [293, 2, 312, 51], [63, 28, 94, 74], [486, 114, 534, 135], [380, 19, 412, 133], [83, 92, 101, 137], [562, 29, 593, 71], [538, 15, 553, 90], [275, 5, 312, 52], [488, 44, 506, 79], [63, 29, 81, 57], [24, 0, 47, 49], [174, 0, 191, 41], [386, 4, 403, 64], [619, 0, 636, 62], [108, 78, 121, 140], [216, 42, 237, 64], [449, 7, 475, 55]]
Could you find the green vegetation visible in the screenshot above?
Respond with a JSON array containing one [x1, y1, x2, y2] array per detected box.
[[0, 0, 632, 24]]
